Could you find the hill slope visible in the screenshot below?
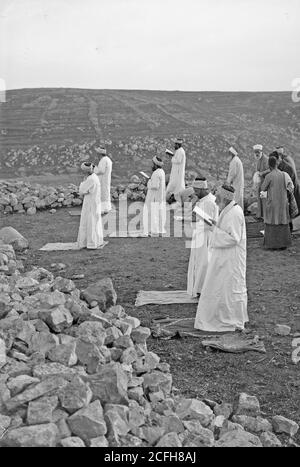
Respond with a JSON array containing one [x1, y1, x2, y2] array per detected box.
[[0, 88, 299, 184]]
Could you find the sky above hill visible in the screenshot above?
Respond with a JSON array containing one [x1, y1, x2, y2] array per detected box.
[[1, 0, 300, 92]]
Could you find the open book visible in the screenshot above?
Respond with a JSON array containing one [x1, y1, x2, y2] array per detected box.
[[193, 205, 213, 226], [139, 171, 150, 179]]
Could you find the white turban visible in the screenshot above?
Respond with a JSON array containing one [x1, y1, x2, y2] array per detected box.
[[218, 185, 235, 201], [81, 162, 93, 172], [229, 147, 238, 156], [152, 156, 164, 167], [98, 147, 107, 155], [175, 138, 183, 145], [253, 144, 263, 151], [192, 179, 208, 189]]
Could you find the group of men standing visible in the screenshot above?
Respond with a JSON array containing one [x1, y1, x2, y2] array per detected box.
[[76, 137, 298, 334]]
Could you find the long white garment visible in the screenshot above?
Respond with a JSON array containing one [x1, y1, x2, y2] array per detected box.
[[94, 156, 112, 213], [194, 201, 248, 332], [187, 193, 219, 297], [166, 147, 186, 196], [143, 168, 166, 235], [77, 173, 104, 249], [226, 155, 244, 209]]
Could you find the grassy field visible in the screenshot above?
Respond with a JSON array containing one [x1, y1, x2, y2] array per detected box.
[[1, 206, 300, 443]]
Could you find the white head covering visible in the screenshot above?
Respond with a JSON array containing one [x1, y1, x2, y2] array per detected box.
[[253, 144, 263, 151], [276, 146, 284, 154], [81, 162, 93, 173], [152, 156, 164, 167], [229, 147, 238, 157], [175, 138, 183, 145], [192, 179, 208, 189], [98, 147, 107, 155], [218, 185, 235, 201]]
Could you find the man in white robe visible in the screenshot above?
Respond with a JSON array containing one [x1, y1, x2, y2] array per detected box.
[[187, 178, 219, 297], [94, 145, 113, 213], [194, 184, 248, 332], [165, 138, 186, 200], [226, 147, 244, 209], [77, 162, 104, 249], [143, 156, 166, 236]]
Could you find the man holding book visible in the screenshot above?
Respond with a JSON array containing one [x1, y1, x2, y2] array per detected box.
[[187, 177, 219, 297], [194, 184, 248, 332]]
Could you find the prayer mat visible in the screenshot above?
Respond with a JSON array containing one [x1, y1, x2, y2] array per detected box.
[[39, 241, 108, 251], [135, 290, 198, 307], [151, 317, 266, 353], [109, 231, 148, 238]]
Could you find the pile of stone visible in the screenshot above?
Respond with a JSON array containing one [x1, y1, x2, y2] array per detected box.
[[0, 237, 299, 447], [111, 175, 147, 202], [0, 180, 82, 215]]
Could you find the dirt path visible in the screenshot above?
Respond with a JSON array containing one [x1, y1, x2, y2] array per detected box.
[[1, 208, 300, 442]]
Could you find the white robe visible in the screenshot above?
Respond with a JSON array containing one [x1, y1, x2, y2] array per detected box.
[[94, 155, 112, 213], [77, 173, 104, 249], [226, 155, 244, 209], [166, 147, 186, 196], [187, 193, 219, 297], [143, 168, 166, 235], [194, 201, 248, 332]]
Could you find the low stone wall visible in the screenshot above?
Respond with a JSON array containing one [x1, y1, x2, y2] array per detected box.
[[0, 236, 298, 447]]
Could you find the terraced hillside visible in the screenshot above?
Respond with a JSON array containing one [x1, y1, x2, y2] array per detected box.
[[0, 88, 299, 185]]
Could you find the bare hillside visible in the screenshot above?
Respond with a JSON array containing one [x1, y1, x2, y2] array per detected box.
[[0, 89, 299, 184]]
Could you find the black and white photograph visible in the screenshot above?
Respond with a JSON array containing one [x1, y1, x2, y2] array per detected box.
[[0, 0, 299, 451]]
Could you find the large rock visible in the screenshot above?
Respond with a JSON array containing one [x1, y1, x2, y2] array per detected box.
[[75, 340, 106, 374], [143, 371, 172, 396], [7, 375, 40, 397], [234, 393, 260, 416], [27, 395, 58, 425], [5, 376, 68, 412], [182, 429, 215, 447], [156, 432, 182, 447], [131, 326, 151, 344], [272, 415, 299, 436], [0, 423, 59, 447], [176, 399, 214, 427], [105, 404, 131, 444], [260, 431, 282, 447], [232, 415, 272, 433], [85, 362, 129, 405], [40, 306, 73, 333], [0, 227, 29, 252], [75, 321, 106, 346], [216, 430, 262, 447], [81, 278, 117, 310], [53, 277, 76, 293], [47, 342, 78, 367], [58, 376, 93, 414], [29, 331, 59, 355], [32, 362, 82, 380], [90, 436, 109, 447], [67, 400, 107, 443], [60, 436, 86, 447]]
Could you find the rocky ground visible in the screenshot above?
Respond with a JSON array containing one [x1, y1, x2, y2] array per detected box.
[[0, 211, 299, 447]]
